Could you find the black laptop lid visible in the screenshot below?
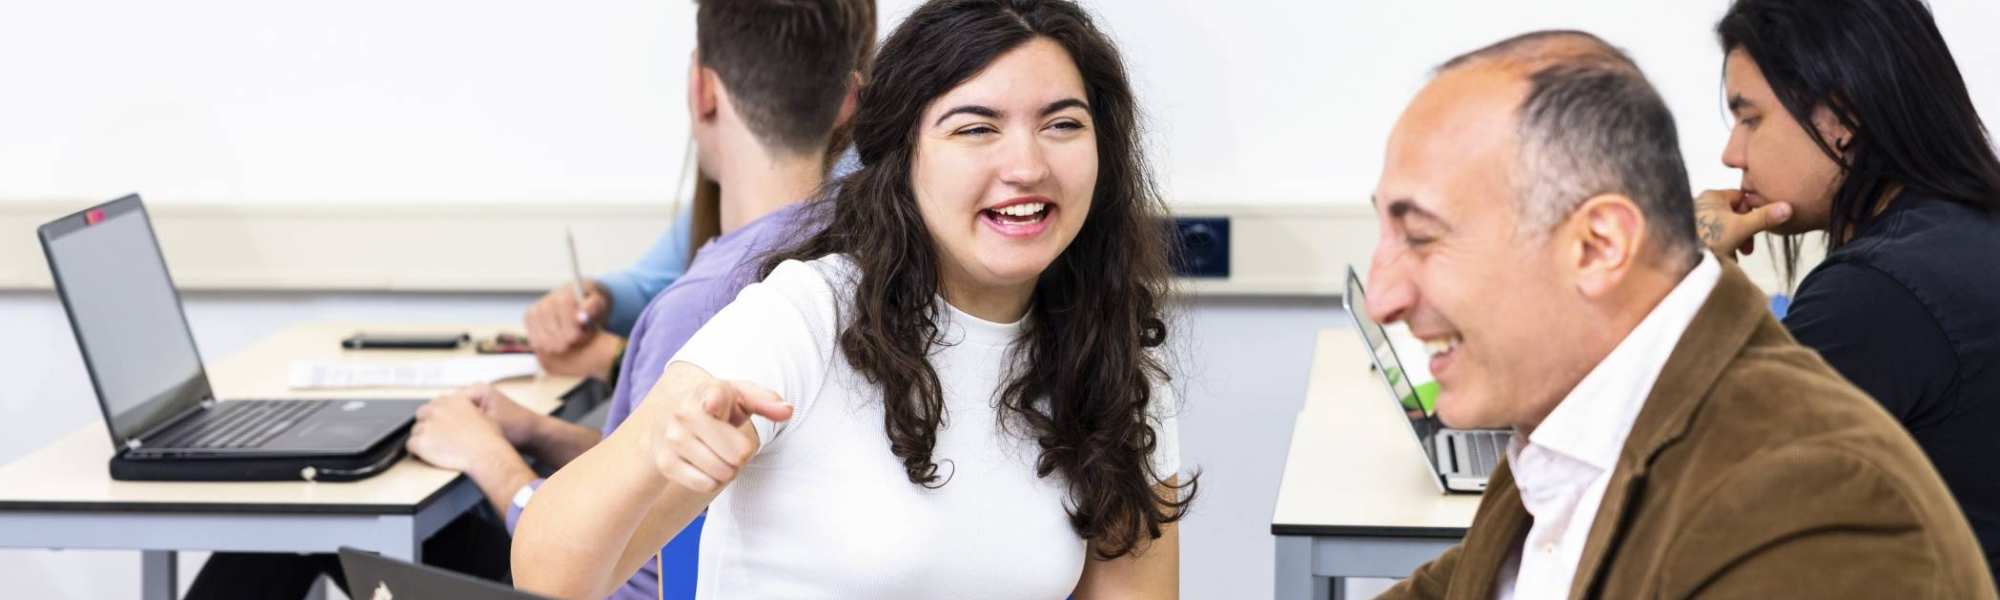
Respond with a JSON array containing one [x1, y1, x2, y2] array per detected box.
[[339, 547, 550, 600], [39, 194, 214, 450]]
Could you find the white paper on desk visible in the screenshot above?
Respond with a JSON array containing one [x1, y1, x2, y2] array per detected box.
[[287, 355, 540, 389]]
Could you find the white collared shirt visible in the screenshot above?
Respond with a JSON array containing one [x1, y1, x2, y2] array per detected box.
[[1494, 254, 1721, 600]]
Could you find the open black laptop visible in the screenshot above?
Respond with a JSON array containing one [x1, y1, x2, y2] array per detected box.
[[340, 547, 550, 600], [39, 194, 422, 481]]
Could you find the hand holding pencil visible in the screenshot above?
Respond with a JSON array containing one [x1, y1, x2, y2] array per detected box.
[[523, 228, 611, 354]]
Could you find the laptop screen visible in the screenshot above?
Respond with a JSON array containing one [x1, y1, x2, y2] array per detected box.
[[40, 195, 210, 446], [1342, 267, 1441, 464]]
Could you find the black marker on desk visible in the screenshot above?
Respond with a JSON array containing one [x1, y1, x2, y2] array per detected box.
[[340, 332, 470, 350]]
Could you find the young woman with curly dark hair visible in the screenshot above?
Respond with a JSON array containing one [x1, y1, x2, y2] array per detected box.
[[514, 1, 1197, 597]]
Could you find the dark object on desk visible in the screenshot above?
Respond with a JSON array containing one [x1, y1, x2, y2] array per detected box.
[[340, 547, 551, 600], [1169, 216, 1230, 278], [111, 429, 411, 482], [37, 194, 423, 482], [342, 331, 472, 350], [475, 332, 533, 354]]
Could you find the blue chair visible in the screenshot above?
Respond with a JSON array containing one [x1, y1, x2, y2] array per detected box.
[[657, 512, 704, 600], [1769, 293, 1791, 319]]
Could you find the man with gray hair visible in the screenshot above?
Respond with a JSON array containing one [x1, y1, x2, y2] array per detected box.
[[1368, 30, 1993, 598]]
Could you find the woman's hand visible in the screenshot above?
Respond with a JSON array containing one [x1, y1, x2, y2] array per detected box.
[[512, 362, 758, 600], [642, 378, 794, 493], [1694, 189, 1793, 261]]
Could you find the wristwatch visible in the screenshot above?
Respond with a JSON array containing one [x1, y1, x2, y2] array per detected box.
[[511, 482, 537, 512]]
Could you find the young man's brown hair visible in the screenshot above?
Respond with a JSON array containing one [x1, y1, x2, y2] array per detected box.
[[688, 0, 876, 254]]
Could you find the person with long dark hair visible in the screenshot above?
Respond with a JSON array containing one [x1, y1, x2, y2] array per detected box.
[[1694, 0, 2000, 578], [511, 1, 1195, 597]]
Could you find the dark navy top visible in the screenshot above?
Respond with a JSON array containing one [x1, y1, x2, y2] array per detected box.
[[1784, 190, 2000, 576]]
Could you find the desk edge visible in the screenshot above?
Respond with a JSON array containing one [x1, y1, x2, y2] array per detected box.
[[0, 494, 437, 516], [1270, 523, 1468, 539]]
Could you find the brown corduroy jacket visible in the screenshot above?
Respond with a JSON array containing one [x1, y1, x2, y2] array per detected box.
[[1382, 259, 1997, 599]]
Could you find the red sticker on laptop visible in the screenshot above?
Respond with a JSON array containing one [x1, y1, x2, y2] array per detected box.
[[85, 209, 105, 225]]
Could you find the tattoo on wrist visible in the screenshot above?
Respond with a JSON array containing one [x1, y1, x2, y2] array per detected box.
[[1697, 213, 1725, 244]]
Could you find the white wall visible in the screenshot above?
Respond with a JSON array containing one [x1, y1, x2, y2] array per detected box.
[[6, 1, 1995, 208], [1168, 297, 1346, 599], [0, 0, 698, 206], [1092, 0, 2000, 205]]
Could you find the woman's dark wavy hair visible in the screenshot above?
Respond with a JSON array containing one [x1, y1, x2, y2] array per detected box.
[[1718, 0, 2000, 284], [760, 0, 1196, 559]]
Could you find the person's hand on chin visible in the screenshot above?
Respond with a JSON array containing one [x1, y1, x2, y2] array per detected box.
[[1694, 189, 1793, 261]]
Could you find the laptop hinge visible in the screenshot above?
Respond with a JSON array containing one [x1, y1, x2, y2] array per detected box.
[[127, 396, 218, 450]]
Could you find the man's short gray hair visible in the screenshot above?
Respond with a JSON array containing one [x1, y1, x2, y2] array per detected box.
[[1440, 30, 1701, 264]]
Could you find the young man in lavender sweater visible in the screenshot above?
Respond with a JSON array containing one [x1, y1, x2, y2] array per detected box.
[[179, 3, 870, 600], [186, 2, 871, 599]]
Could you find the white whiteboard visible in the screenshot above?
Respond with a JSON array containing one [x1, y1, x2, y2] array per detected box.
[[2, 0, 1996, 207], [0, 0, 697, 206]]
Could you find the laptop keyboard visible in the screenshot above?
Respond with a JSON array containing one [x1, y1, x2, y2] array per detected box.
[[151, 400, 328, 450], [1465, 430, 1511, 477]]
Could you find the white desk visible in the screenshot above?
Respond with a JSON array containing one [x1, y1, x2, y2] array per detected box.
[[1271, 328, 1482, 599], [0, 324, 580, 600]]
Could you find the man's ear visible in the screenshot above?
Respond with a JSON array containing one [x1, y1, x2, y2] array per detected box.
[[1566, 193, 1646, 298], [688, 51, 719, 121], [832, 71, 862, 131]]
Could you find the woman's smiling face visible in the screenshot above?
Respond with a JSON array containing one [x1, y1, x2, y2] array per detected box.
[[911, 37, 1098, 311]]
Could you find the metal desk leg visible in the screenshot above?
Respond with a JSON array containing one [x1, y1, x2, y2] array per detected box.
[[1275, 535, 1333, 600], [142, 550, 177, 600]]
